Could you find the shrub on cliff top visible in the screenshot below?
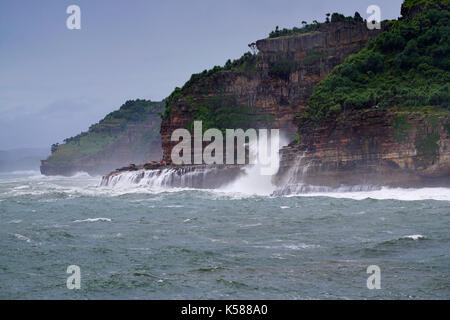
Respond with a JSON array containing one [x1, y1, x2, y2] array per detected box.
[[402, 0, 450, 16], [268, 12, 363, 39]]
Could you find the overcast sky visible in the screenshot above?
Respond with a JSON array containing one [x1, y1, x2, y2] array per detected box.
[[0, 0, 404, 150]]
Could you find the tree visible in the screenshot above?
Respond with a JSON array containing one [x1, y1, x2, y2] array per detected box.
[[51, 143, 60, 154], [248, 42, 258, 55], [354, 11, 363, 23], [326, 13, 331, 23], [301, 21, 307, 27], [331, 13, 346, 23]]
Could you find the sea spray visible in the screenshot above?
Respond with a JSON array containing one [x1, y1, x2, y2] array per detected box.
[[101, 165, 244, 190], [220, 132, 289, 195]]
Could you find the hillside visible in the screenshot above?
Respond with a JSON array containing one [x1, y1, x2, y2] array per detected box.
[[40, 100, 164, 176]]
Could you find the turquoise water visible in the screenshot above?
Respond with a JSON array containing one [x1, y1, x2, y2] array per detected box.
[[0, 171, 449, 299]]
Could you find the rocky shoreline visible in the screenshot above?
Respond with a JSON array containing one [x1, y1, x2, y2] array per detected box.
[[101, 163, 246, 189], [274, 110, 450, 193]]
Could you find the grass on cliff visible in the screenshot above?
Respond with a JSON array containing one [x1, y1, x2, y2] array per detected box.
[[48, 100, 164, 163], [301, 2, 450, 122], [162, 52, 257, 121], [183, 95, 275, 133]]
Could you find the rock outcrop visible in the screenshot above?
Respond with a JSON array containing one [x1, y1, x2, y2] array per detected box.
[[101, 164, 245, 189], [274, 110, 450, 194]]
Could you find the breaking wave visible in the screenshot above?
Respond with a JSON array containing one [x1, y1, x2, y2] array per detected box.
[[73, 218, 112, 223], [1, 169, 449, 202]]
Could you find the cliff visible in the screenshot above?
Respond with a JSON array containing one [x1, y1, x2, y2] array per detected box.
[[102, 0, 449, 193], [40, 100, 164, 176], [274, 0, 449, 193], [275, 110, 450, 194], [160, 19, 381, 163]]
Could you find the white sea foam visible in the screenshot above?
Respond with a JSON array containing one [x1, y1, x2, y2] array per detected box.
[[283, 243, 319, 250], [2, 166, 449, 202], [286, 187, 450, 201], [13, 185, 30, 190], [403, 234, 426, 240], [6, 170, 41, 175], [73, 218, 112, 223], [14, 233, 31, 243]]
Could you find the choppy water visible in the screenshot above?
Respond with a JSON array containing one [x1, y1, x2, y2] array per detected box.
[[0, 170, 449, 299]]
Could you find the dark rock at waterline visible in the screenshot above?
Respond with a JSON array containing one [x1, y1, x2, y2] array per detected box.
[[101, 164, 246, 189]]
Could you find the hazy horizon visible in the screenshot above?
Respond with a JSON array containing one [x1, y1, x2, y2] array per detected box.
[[0, 0, 403, 150]]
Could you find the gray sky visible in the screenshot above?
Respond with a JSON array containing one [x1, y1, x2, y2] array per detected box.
[[0, 0, 404, 150]]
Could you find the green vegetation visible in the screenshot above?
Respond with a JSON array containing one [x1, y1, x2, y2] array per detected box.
[[294, 133, 301, 145], [269, 23, 322, 39], [162, 52, 257, 121], [185, 95, 275, 133], [445, 123, 450, 134], [268, 12, 364, 39], [301, 3, 450, 122], [415, 130, 441, 162], [48, 100, 164, 163], [181, 52, 256, 92], [393, 114, 414, 143], [300, 53, 327, 65], [402, 0, 450, 15], [269, 56, 296, 81]]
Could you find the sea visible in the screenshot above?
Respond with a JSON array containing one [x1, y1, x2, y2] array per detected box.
[[0, 170, 449, 299]]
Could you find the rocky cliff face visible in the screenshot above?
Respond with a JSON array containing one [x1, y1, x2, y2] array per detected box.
[[41, 116, 162, 176], [274, 110, 450, 194], [160, 21, 381, 164]]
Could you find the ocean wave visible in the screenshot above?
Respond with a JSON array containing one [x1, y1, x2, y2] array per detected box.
[[371, 235, 428, 250], [13, 185, 30, 190], [2, 170, 41, 175], [402, 234, 426, 240], [73, 218, 112, 223], [283, 187, 450, 202], [2, 168, 449, 202], [253, 243, 319, 250], [13, 233, 32, 243]]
